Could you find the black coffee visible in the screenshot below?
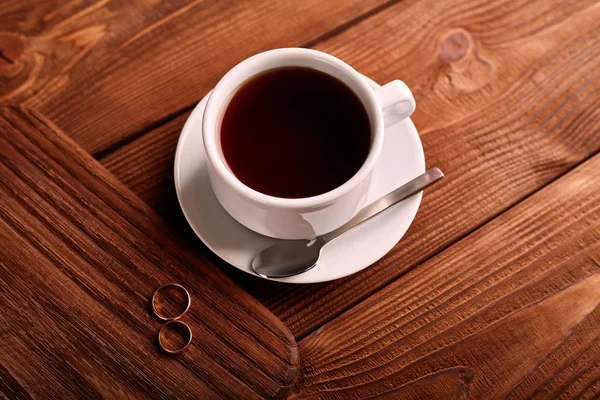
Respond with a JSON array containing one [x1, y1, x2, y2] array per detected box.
[[220, 67, 371, 198]]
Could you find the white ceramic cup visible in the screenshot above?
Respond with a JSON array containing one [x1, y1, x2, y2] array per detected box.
[[203, 48, 416, 239]]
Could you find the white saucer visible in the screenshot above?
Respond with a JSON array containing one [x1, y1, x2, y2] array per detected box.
[[174, 76, 425, 283]]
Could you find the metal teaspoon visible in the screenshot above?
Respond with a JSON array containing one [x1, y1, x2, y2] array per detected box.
[[252, 167, 444, 278]]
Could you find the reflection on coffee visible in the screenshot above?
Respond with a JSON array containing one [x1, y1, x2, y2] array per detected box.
[[220, 67, 371, 198]]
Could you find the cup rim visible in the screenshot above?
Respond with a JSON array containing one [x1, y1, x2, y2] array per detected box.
[[202, 48, 384, 209]]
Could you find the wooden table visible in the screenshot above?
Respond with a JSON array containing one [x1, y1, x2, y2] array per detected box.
[[2, 0, 600, 398]]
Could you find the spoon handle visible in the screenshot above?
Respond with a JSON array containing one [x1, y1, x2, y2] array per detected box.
[[321, 168, 444, 243]]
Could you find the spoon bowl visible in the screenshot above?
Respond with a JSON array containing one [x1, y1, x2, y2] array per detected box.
[[251, 237, 326, 278]]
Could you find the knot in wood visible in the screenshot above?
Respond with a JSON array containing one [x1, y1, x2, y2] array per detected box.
[[440, 30, 471, 62], [0, 32, 24, 69]]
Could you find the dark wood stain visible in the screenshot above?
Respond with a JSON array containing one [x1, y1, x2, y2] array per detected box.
[[292, 154, 600, 399], [0, 0, 390, 153], [2, 0, 600, 397], [0, 106, 298, 399]]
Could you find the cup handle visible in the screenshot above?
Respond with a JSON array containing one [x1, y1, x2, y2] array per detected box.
[[374, 80, 416, 128]]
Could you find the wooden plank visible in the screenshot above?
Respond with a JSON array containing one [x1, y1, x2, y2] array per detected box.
[[291, 151, 600, 399], [1, 0, 202, 102], [101, 0, 600, 339], [0, 106, 298, 398], [0, 0, 391, 153], [100, 111, 187, 209]]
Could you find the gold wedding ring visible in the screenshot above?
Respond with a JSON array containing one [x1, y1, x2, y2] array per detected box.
[[151, 283, 191, 321], [158, 320, 193, 354]]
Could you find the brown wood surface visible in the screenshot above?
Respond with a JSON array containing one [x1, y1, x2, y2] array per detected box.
[[292, 152, 600, 399], [1, 0, 390, 154], [0, 106, 298, 399], [3, 0, 600, 397], [101, 0, 600, 339]]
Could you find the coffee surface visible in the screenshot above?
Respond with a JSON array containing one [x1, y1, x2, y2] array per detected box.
[[220, 67, 371, 198]]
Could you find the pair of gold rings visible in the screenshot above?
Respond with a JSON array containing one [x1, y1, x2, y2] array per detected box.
[[151, 283, 192, 354]]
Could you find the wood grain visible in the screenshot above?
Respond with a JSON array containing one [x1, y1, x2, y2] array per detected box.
[[1, 0, 391, 154], [291, 151, 600, 399], [100, 110, 189, 210], [0, 106, 298, 399], [101, 0, 600, 339]]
